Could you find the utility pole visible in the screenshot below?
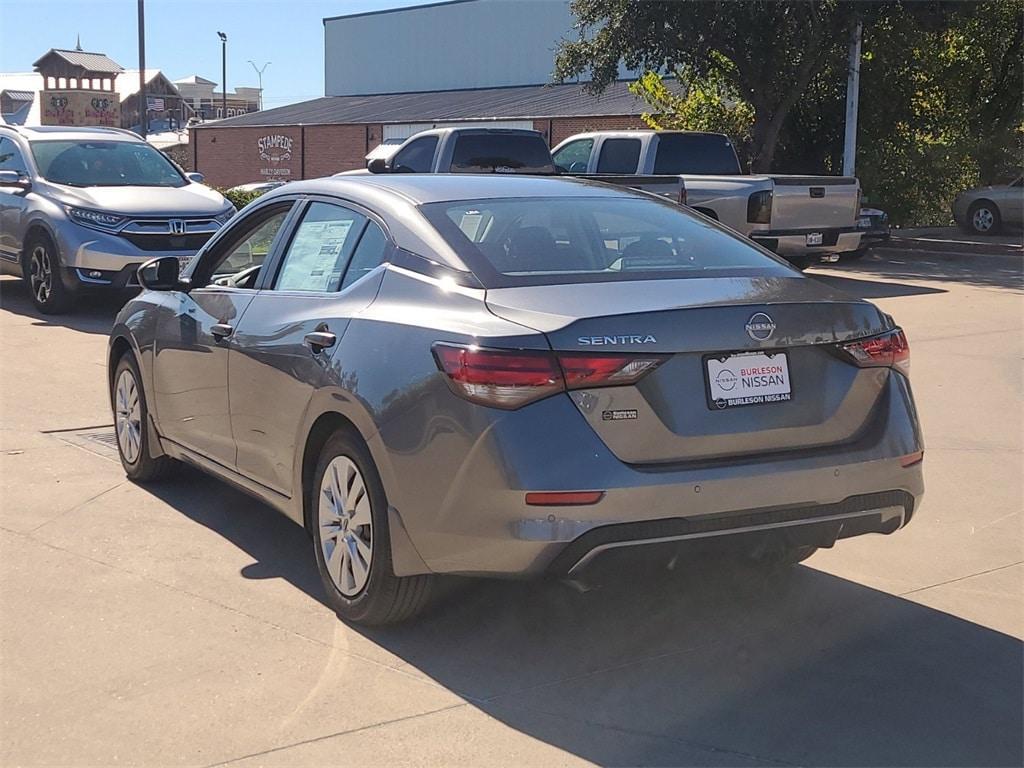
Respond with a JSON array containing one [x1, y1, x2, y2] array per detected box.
[[217, 31, 227, 119], [138, 0, 146, 137], [248, 60, 270, 111], [842, 19, 862, 177]]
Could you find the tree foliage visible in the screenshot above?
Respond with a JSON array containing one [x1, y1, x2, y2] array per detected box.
[[554, 0, 1021, 225]]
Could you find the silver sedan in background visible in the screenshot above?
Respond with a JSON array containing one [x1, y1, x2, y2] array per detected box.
[[952, 175, 1023, 235], [108, 175, 924, 625]]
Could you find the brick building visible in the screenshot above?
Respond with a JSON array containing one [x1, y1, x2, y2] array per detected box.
[[192, 0, 651, 186]]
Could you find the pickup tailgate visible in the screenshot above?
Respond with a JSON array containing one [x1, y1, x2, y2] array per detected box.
[[768, 176, 860, 230]]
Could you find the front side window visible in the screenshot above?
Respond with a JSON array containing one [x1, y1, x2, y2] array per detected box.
[[197, 205, 291, 287], [30, 140, 186, 187], [392, 136, 438, 173], [274, 202, 365, 292], [596, 139, 641, 174], [420, 195, 791, 288], [0, 138, 28, 174], [552, 139, 594, 173]]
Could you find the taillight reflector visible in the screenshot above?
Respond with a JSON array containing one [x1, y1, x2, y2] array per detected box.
[[900, 450, 924, 467], [839, 328, 910, 376], [432, 343, 667, 409], [525, 491, 605, 506]]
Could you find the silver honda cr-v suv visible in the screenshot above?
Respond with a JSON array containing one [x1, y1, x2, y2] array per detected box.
[[0, 125, 234, 313]]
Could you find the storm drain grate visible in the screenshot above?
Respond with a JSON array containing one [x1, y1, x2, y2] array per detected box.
[[44, 425, 120, 462]]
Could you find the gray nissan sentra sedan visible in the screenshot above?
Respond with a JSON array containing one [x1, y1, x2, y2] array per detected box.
[[108, 174, 924, 625]]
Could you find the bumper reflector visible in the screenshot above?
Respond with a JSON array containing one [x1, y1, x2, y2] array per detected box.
[[900, 450, 924, 468], [525, 491, 605, 506]]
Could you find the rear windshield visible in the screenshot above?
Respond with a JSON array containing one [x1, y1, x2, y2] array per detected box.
[[30, 139, 186, 187], [420, 195, 790, 287], [450, 134, 555, 174], [653, 133, 742, 175]]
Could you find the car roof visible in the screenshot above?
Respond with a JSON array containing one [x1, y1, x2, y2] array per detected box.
[[2, 125, 144, 143], [271, 173, 646, 205]]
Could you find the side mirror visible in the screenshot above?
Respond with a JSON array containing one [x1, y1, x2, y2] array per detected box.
[[186, 172, 206, 184], [0, 170, 31, 191], [138, 256, 185, 291], [367, 158, 389, 174]]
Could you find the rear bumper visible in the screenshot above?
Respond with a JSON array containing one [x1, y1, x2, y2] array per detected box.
[[752, 228, 862, 255], [374, 371, 924, 578]]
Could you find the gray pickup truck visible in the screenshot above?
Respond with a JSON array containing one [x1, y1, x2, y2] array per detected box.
[[353, 127, 687, 206], [552, 130, 863, 268]]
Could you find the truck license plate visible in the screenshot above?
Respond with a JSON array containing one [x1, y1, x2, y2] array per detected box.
[[706, 351, 792, 410], [806, 232, 824, 246]]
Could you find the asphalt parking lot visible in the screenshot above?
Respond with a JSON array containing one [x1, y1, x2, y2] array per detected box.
[[1, 246, 1021, 767]]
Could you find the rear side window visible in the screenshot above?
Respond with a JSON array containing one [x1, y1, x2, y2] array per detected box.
[[340, 221, 388, 290], [450, 134, 555, 174], [420, 195, 790, 288], [275, 202, 365, 292], [392, 136, 438, 173], [596, 139, 641, 174], [653, 133, 742, 175]]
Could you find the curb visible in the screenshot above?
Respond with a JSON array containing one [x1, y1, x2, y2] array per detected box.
[[883, 234, 1022, 257]]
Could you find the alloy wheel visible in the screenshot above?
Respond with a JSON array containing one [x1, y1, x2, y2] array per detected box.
[[318, 455, 374, 596], [972, 207, 994, 233], [114, 369, 142, 464], [29, 245, 52, 305]]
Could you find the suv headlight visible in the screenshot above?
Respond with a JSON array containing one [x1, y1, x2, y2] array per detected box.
[[66, 206, 127, 232], [214, 206, 236, 225]]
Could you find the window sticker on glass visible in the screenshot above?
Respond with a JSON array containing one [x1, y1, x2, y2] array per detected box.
[[277, 217, 355, 292]]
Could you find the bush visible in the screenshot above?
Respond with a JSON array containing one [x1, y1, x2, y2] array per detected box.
[[218, 187, 265, 211]]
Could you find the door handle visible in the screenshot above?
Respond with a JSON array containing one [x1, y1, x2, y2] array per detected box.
[[304, 331, 337, 353], [210, 323, 234, 340]]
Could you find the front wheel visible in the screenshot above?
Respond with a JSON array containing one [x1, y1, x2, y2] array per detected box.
[[23, 232, 74, 314], [112, 354, 177, 482], [312, 429, 434, 625], [967, 200, 1001, 235]]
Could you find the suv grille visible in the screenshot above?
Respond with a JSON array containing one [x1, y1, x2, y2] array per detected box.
[[117, 217, 220, 253], [120, 232, 213, 251]]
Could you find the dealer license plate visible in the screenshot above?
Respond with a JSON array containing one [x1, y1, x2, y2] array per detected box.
[[806, 232, 824, 246], [177, 255, 193, 270], [706, 351, 792, 410]]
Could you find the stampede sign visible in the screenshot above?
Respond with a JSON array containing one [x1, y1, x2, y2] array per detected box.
[[41, 90, 122, 127], [257, 134, 296, 179]]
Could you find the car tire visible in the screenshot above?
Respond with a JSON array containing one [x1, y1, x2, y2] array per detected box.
[[787, 254, 815, 271], [967, 200, 1001, 235], [112, 353, 178, 482], [23, 231, 74, 314], [311, 428, 434, 625], [842, 246, 869, 261]]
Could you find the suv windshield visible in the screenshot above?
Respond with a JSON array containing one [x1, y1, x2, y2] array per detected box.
[[420, 195, 790, 287], [30, 139, 186, 187]]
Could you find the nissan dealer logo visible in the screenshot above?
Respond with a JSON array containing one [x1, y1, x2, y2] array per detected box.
[[745, 312, 776, 341]]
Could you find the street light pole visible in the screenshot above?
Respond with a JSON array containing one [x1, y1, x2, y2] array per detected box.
[[137, 0, 146, 137], [248, 60, 270, 111], [217, 31, 227, 119], [842, 20, 863, 177]]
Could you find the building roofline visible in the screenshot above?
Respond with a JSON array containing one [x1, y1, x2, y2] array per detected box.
[[323, 0, 477, 25]]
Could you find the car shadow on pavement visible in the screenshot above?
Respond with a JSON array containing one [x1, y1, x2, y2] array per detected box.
[[814, 249, 1023, 292], [148, 466, 1022, 768], [0, 276, 128, 336], [807, 272, 947, 299]]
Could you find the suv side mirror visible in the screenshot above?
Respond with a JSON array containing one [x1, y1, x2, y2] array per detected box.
[[186, 172, 206, 184], [367, 158, 389, 174], [138, 256, 186, 291], [0, 170, 31, 191]]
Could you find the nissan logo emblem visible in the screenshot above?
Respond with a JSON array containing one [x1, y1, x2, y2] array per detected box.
[[745, 312, 776, 341]]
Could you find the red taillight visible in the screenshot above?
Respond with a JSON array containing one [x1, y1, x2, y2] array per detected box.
[[900, 450, 924, 468], [432, 343, 667, 409], [839, 328, 910, 376]]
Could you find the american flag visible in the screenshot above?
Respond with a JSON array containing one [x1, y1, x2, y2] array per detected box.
[[146, 97, 164, 111]]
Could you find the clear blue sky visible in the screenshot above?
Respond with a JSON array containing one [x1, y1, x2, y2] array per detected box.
[[0, 0, 427, 108]]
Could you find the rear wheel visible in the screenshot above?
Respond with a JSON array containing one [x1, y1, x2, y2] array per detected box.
[[787, 254, 816, 271], [967, 200, 1001, 235], [23, 232, 74, 314], [312, 429, 434, 625]]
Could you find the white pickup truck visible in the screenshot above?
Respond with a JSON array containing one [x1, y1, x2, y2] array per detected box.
[[552, 130, 863, 268]]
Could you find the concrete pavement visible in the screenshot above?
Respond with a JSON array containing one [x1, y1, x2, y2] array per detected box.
[[1, 248, 1021, 766]]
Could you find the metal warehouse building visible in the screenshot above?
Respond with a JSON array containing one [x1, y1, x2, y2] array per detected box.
[[192, 0, 647, 186]]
